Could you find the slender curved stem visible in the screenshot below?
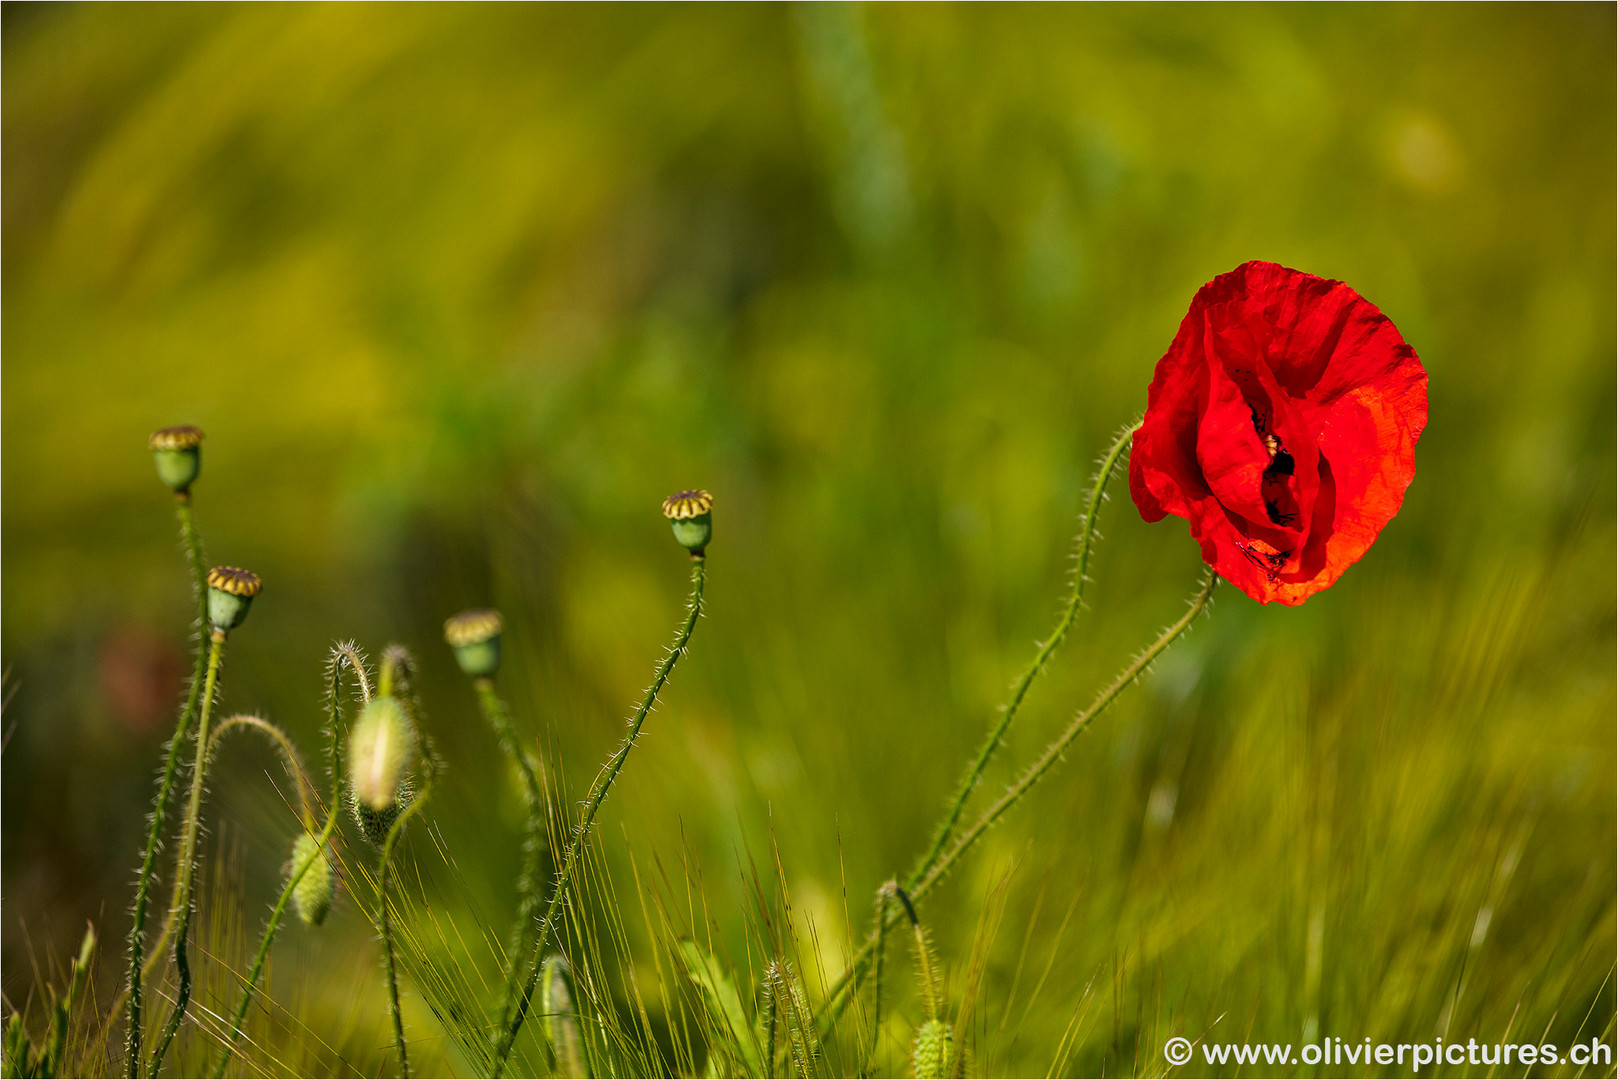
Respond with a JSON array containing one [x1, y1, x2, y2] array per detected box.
[[147, 632, 226, 1077], [472, 678, 546, 1030], [123, 494, 208, 1077], [208, 715, 317, 829], [493, 557, 707, 1077], [908, 421, 1139, 889], [210, 808, 340, 1079], [819, 572, 1216, 1033], [379, 779, 434, 1080]]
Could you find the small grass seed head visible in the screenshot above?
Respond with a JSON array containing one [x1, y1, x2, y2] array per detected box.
[[148, 425, 203, 493], [289, 833, 335, 926], [206, 566, 262, 633], [661, 489, 713, 558], [348, 695, 417, 813], [911, 1019, 954, 1080], [443, 608, 503, 678]]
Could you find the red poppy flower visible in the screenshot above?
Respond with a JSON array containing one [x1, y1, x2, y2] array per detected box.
[[1129, 261, 1428, 605]]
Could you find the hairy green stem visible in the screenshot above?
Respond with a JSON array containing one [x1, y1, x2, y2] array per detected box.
[[123, 494, 208, 1077], [863, 882, 898, 1074], [473, 677, 546, 1030], [210, 808, 340, 1079], [147, 631, 226, 1077], [380, 780, 434, 1080], [820, 572, 1216, 1033], [208, 714, 317, 829], [493, 557, 707, 1077], [909, 422, 1139, 889]]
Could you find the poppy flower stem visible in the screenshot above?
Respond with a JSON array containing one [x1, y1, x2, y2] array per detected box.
[[122, 495, 209, 1077], [492, 556, 707, 1078], [379, 775, 434, 1080], [471, 675, 547, 1032], [147, 630, 227, 1077], [819, 571, 1217, 1035], [210, 737, 340, 1080], [907, 420, 1140, 890]]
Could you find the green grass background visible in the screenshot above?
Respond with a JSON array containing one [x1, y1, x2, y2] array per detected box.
[[3, 4, 1613, 1076]]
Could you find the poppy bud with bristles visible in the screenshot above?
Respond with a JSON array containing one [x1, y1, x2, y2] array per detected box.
[[206, 566, 262, 633], [912, 1019, 954, 1080], [661, 489, 713, 558], [444, 609, 503, 678], [289, 832, 335, 926], [348, 696, 416, 813], [149, 425, 204, 493]]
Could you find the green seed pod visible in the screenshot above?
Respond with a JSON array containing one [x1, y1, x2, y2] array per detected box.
[[911, 1019, 954, 1080], [443, 608, 503, 678], [289, 832, 335, 926], [348, 695, 416, 813], [661, 489, 713, 558], [541, 955, 590, 1078], [149, 425, 204, 493], [206, 566, 262, 633]]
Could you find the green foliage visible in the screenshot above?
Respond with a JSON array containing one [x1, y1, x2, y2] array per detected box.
[[1, 5, 1613, 1078]]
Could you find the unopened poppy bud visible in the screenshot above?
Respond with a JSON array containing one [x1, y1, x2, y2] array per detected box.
[[348, 696, 416, 812], [206, 566, 262, 633], [149, 426, 204, 493], [444, 609, 503, 678], [911, 1019, 954, 1080], [289, 832, 334, 926], [661, 490, 713, 558]]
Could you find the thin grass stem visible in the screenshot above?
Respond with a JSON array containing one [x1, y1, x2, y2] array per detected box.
[[493, 556, 707, 1078], [908, 421, 1139, 889], [210, 808, 341, 1078]]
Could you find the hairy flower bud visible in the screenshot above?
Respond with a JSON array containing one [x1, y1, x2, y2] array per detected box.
[[206, 566, 262, 633], [348, 696, 416, 813], [661, 489, 713, 558], [149, 426, 204, 494], [444, 608, 503, 678], [289, 833, 335, 927], [911, 1019, 954, 1080]]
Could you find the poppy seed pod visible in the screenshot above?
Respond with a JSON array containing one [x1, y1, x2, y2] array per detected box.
[[911, 1019, 954, 1080], [206, 566, 262, 633], [348, 696, 416, 813], [289, 832, 335, 927], [661, 489, 713, 558], [444, 609, 503, 678], [149, 426, 204, 493]]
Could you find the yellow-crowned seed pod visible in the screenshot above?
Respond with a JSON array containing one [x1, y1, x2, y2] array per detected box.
[[149, 425, 204, 494], [348, 696, 416, 813], [911, 1019, 954, 1080], [661, 490, 713, 559], [444, 609, 503, 678], [289, 832, 335, 927], [206, 566, 262, 634]]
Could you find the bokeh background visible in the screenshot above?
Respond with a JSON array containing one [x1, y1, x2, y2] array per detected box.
[[4, 4, 1613, 1076]]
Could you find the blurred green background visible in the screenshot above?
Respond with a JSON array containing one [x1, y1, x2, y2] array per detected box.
[[3, 4, 1613, 1076]]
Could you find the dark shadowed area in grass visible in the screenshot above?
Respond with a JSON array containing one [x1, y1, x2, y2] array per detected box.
[[3, 5, 1613, 1077]]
